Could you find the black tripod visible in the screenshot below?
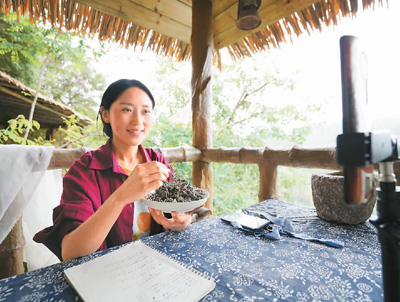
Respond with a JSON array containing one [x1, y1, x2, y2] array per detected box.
[[337, 35, 400, 302]]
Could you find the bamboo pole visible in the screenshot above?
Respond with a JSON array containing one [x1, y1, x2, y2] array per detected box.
[[0, 218, 25, 279], [191, 0, 214, 210]]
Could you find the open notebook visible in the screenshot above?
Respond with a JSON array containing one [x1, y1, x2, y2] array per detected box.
[[64, 240, 215, 302]]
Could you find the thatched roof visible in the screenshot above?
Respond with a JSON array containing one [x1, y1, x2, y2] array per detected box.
[[0, 70, 92, 128], [0, 0, 386, 62]]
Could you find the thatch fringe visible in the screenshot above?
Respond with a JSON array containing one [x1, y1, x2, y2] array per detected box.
[[0, 0, 386, 62], [226, 0, 385, 61]]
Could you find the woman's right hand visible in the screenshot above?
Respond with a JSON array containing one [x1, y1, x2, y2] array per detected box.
[[61, 161, 169, 260], [116, 161, 170, 206]]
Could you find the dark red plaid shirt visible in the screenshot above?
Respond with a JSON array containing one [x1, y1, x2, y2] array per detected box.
[[34, 139, 171, 260]]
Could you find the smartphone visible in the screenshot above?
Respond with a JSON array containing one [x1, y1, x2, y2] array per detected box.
[[221, 210, 270, 230]]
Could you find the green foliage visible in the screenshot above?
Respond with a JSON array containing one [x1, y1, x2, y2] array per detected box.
[[278, 166, 333, 208], [141, 54, 322, 216], [144, 114, 193, 181], [57, 115, 85, 145], [0, 12, 108, 151], [145, 115, 192, 148], [0, 113, 106, 149], [41, 39, 107, 120], [80, 121, 108, 149], [207, 58, 321, 215], [212, 59, 320, 148], [55, 115, 107, 149], [0, 12, 44, 86], [149, 56, 192, 117], [0, 12, 323, 215], [0, 12, 107, 120], [0, 115, 53, 145], [213, 163, 260, 214]]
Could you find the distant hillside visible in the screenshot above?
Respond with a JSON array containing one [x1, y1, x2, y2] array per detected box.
[[303, 117, 400, 148], [303, 121, 341, 148]]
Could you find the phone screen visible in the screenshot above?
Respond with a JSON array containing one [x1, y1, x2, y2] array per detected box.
[[221, 210, 270, 230]]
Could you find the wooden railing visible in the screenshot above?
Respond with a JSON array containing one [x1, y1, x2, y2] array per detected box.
[[3, 145, 400, 279], [49, 145, 400, 208], [50, 145, 338, 209]]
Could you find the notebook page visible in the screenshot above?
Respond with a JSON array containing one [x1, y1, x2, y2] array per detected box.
[[64, 241, 215, 302]]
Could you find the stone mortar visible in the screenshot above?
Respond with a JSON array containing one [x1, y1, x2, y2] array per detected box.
[[311, 173, 377, 224]]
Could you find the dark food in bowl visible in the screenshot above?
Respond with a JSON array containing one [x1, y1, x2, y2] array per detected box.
[[146, 176, 208, 203]]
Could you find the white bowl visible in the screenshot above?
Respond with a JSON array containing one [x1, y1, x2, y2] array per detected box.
[[142, 190, 209, 213]]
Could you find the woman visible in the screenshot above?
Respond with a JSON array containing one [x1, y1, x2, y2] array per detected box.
[[34, 79, 194, 260]]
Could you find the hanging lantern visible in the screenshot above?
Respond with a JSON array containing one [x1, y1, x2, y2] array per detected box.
[[236, 0, 262, 31]]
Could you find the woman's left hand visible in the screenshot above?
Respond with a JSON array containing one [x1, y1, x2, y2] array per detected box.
[[148, 206, 202, 231]]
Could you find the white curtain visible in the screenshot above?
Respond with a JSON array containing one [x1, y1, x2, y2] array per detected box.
[[0, 145, 59, 270], [22, 169, 61, 270]]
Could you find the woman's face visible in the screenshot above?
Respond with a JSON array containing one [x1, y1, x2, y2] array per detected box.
[[101, 87, 154, 148]]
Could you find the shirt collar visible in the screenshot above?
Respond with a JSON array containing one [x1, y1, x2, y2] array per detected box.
[[89, 139, 114, 171], [89, 139, 152, 173]]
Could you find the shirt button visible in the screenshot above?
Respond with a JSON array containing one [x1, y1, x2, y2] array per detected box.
[[130, 204, 133, 207]]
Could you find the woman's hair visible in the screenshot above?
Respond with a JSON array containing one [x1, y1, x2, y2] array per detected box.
[[98, 79, 155, 138]]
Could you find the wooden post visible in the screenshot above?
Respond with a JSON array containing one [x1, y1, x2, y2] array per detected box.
[[258, 161, 279, 201], [191, 0, 213, 210], [258, 147, 279, 201], [0, 218, 25, 279]]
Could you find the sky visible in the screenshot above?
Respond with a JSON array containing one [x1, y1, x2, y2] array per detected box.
[[282, 1, 400, 123], [94, 1, 400, 141]]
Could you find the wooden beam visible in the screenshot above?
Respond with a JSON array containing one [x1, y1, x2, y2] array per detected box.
[[155, 146, 202, 163], [133, 0, 192, 26], [49, 146, 400, 187], [203, 146, 340, 170], [48, 145, 341, 171], [213, 0, 320, 51], [76, 0, 192, 43], [191, 0, 214, 210], [47, 146, 203, 170], [212, 0, 236, 17], [48, 147, 88, 169]]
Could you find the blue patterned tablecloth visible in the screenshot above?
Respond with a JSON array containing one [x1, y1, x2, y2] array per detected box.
[[0, 199, 383, 301]]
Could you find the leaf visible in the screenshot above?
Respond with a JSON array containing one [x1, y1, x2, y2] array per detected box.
[[32, 120, 40, 130]]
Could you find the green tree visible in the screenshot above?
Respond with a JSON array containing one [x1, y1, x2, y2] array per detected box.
[[0, 12, 107, 120], [0, 12, 322, 213], [41, 40, 107, 120], [145, 114, 193, 180], [0, 11, 45, 87], [142, 54, 322, 215], [212, 59, 319, 148]]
